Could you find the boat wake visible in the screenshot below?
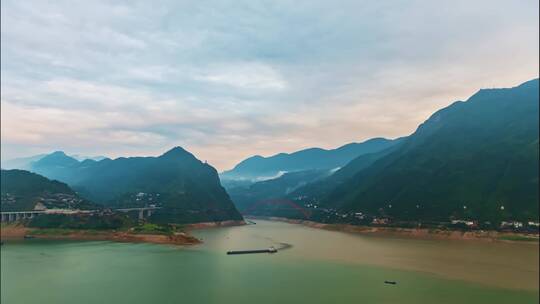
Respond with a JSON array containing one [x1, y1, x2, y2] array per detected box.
[[256, 235, 293, 251], [275, 242, 293, 251]]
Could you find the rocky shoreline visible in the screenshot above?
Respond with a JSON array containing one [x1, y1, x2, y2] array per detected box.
[[249, 216, 539, 243]]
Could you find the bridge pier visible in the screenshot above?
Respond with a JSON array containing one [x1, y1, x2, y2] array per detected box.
[[0, 212, 40, 222], [138, 209, 144, 220]]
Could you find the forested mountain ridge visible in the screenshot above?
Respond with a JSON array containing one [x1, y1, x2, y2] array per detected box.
[[312, 78, 539, 222], [1, 169, 95, 211], [221, 137, 401, 181], [26, 147, 243, 224]]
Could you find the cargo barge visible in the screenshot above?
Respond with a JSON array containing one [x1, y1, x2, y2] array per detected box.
[[227, 246, 277, 255]]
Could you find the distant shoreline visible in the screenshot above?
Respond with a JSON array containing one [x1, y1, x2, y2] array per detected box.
[[249, 216, 539, 243], [0, 220, 246, 246], [185, 220, 246, 230]]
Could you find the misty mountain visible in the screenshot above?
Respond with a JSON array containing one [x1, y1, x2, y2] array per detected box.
[[1, 152, 108, 171], [290, 142, 405, 200], [28, 147, 243, 224], [305, 78, 539, 222], [221, 137, 400, 182], [227, 140, 405, 214], [31, 151, 81, 181], [70, 155, 108, 162], [228, 169, 334, 212], [1, 154, 47, 170]]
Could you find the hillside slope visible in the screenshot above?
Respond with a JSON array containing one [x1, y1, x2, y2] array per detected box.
[[221, 137, 400, 181], [1, 169, 95, 211], [319, 79, 539, 222], [30, 147, 243, 224]]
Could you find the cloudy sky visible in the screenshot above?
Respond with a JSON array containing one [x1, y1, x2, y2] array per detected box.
[[1, 0, 538, 171]]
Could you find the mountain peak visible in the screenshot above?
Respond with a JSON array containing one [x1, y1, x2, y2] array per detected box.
[[41, 151, 77, 161], [50, 151, 68, 157], [160, 146, 197, 160], [32, 151, 79, 168]]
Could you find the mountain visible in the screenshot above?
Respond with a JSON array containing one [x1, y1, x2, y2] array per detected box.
[[1, 152, 108, 171], [231, 141, 405, 217], [70, 155, 107, 162], [228, 169, 334, 212], [1, 169, 95, 211], [31, 151, 81, 181], [1, 154, 47, 170], [29, 147, 243, 224], [221, 137, 400, 182], [290, 142, 405, 201], [306, 78, 539, 223]]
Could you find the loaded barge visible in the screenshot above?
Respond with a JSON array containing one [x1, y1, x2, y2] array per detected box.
[[227, 246, 277, 255]]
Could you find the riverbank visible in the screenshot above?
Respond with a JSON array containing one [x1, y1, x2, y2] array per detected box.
[[0, 224, 200, 245], [250, 216, 539, 243], [1, 220, 247, 245]]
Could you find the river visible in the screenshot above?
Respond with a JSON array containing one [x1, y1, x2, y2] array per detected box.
[[1, 220, 538, 303]]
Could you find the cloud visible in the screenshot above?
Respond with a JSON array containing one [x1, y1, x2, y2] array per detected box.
[[1, 0, 538, 171], [194, 63, 287, 90]]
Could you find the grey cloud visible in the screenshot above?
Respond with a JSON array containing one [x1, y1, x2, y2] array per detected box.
[[1, 0, 538, 170]]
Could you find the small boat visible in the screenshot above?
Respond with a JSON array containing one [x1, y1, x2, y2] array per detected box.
[[23, 235, 35, 239], [268, 246, 277, 253], [384, 281, 397, 285]]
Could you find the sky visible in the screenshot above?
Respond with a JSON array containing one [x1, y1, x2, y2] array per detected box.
[[1, 0, 538, 171]]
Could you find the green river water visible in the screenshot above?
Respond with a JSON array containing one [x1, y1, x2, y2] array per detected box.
[[1, 220, 538, 304]]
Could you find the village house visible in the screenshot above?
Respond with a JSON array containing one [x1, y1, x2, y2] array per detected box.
[[500, 221, 523, 229], [451, 219, 477, 227]]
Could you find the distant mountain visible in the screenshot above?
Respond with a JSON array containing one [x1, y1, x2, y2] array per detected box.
[[1, 152, 108, 171], [70, 155, 107, 162], [1, 154, 47, 170], [221, 137, 400, 182], [232, 142, 406, 217], [305, 78, 539, 222], [228, 169, 334, 212], [290, 143, 404, 201], [29, 147, 243, 224], [31, 151, 81, 181], [1, 169, 95, 211]]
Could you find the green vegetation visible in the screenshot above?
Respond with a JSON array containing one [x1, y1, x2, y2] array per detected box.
[[27, 224, 180, 236], [132, 223, 172, 235], [28, 228, 85, 236], [1, 169, 97, 211], [228, 169, 333, 212], [221, 138, 399, 181], [22, 211, 186, 236], [231, 79, 539, 225], [295, 79, 539, 223], [27, 213, 135, 230], [29, 147, 243, 224]]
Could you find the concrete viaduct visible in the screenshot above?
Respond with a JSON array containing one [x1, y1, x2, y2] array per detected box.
[[0, 207, 159, 223]]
